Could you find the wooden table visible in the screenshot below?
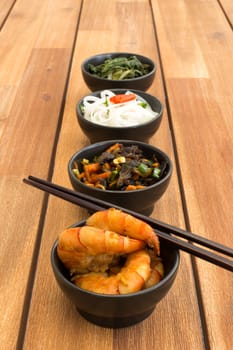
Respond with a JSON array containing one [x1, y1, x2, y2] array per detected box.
[[1, 1, 232, 349]]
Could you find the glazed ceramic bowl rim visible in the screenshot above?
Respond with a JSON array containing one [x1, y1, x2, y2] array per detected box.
[[68, 140, 173, 194], [76, 89, 163, 130], [51, 227, 180, 299], [81, 52, 156, 83]]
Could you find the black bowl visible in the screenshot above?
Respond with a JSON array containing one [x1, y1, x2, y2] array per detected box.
[[68, 140, 172, 216], [81, 52, 156, 92], [76, 89, 163, 143], [51, 220, 180, 328]]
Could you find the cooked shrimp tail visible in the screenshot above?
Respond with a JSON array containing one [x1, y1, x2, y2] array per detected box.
[[86, 208, 160, 254], [144, 251, 164, 289]]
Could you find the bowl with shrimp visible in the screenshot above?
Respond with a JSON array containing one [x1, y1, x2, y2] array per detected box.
[[68, 140, 172, 216], [76, 89, 163, 143], [81, 52, 156, 92], [51, 209, 180, 328]]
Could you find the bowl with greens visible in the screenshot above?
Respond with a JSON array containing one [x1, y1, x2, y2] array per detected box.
[[81, 53, 156, 91]]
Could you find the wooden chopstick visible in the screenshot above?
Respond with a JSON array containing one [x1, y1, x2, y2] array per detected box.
[[23, 175, 233, 272], [26, 175, 233, 257]]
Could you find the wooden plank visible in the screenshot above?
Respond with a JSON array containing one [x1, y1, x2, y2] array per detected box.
[[23, 1, 205, 349], [151, 0, 233, 349], [0, 1, 82, 349], [0, 48, 71, 350], [0, 0, 81, 128]]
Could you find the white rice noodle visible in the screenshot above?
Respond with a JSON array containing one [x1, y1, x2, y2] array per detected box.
[[82, 90, 158, 127]]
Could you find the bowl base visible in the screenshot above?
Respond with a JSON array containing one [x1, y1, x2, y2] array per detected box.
[[77, 307, 155, 328], [139, 205, 154, 216]]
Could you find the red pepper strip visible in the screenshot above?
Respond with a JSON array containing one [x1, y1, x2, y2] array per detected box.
[[109, 94, 136, 104]]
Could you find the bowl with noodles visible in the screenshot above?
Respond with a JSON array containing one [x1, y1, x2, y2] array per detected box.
[[76, 89, 163, 143], [51, 211, 180, 328], [68, 140, 172, 216], [81, 52, 156, 92]]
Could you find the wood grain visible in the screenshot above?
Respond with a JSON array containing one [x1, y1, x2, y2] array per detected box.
[[151, 0, 233, 349], [0, 0, 15, 27], [23, 1, 204, 349], [219, 0, 233, 26]]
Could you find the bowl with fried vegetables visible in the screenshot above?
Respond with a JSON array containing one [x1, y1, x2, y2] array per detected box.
[[68, 140, 172, 216], [76, 89, 163, 143], [51, 210, 180, 328], [81, 52, 156, 91]]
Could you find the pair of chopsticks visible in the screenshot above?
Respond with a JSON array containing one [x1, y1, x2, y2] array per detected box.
[[23, 175, 233, 272]]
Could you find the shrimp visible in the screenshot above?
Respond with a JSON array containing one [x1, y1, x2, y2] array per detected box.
[[57, 226, 145, 274], [144, 255, 164, 289], [86, 208, 160, 254], [73, 249, 151, 294]]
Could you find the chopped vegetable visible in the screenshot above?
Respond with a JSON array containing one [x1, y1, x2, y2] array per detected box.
[[72, 143, 167, 191], [137, 163, 149, 175], [113, 156, 126, 165], [137, 163, 152, 177], [138, 101, 147, 108], [109, 94, 136, 104], [88, 56, 151, 80], [152, 168, 161, 178]]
